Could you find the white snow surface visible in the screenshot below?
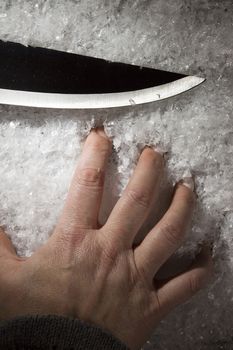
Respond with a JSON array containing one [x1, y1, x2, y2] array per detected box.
[[0, 0, 233, 349]]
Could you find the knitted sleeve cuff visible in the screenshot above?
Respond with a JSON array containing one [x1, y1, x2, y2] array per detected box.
[[0, 314, 128, 350]]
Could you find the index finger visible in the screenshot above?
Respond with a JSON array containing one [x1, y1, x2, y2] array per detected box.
[[55, 128, 111, 234]]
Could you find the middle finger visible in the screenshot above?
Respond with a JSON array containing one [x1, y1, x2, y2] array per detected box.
[[105, 147, 164, 247]]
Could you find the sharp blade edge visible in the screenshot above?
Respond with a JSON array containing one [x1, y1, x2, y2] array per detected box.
[[0, 76, 205, 109]]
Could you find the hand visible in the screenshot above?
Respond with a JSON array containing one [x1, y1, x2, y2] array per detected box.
[[0, 128, 213, 350]]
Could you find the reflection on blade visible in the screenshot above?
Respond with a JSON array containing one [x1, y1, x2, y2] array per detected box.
[[0, 76, 204, 109]]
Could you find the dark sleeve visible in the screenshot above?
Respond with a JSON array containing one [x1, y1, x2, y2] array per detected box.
[[0, 314, 128, 350]]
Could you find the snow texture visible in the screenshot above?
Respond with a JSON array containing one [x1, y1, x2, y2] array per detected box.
[[0, 0, 233, 348]]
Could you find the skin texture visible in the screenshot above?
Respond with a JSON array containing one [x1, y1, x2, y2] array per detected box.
[[0, 128, 213, 350]]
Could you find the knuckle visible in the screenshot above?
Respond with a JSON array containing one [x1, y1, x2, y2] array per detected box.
[[76, 167, 104, 189], [126, 188, 151, 209], [160, 223, 184, 246]]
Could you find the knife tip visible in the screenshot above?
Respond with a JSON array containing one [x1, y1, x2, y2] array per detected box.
[[193, 76, 206, 85]]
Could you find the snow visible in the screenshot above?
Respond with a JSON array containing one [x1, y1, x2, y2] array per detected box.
[[0, 0, 233, 348]]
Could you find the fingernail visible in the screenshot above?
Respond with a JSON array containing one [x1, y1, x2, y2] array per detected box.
[[141, 146, 165, 156], [154, 148, 167, 166], [95, 127, 109, 140], [153, 147, 165, 156], [179, 177, 195, 192], [140, 145, 152, 154]]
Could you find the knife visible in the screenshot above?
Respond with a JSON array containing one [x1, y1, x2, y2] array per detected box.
[[0, 40, 204, 109]]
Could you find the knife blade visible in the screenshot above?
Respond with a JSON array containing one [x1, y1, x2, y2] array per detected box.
[[0, 40, 204, 109]]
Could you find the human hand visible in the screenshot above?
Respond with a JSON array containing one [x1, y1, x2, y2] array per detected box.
[[0, 128, 213, 350]]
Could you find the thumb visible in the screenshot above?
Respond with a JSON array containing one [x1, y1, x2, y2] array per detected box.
[[0, 226, 17, 257]]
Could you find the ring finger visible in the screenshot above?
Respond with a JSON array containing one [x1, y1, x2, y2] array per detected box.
[[134, 180, 196, 281]]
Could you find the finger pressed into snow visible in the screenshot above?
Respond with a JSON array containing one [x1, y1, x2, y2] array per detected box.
[[55, 127, 111, 234], [105, 147, 164, 247], [134, 182, 196, 280]]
